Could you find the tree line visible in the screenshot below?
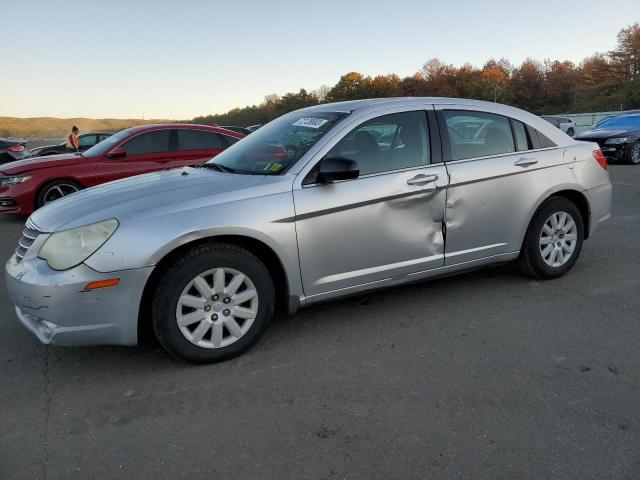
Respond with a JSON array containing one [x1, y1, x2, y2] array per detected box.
[[193, 24, 640, 127]]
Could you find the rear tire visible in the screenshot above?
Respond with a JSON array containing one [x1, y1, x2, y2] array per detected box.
[[567, 127, 575, 137], [518, 197, 584, 279], [151, 243, 275, 363], [35, 179, 83, 209], [626, 141, 640, 165]]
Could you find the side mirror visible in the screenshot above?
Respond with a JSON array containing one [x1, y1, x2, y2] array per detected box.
[[313, 156, 359, 185], [107, 147, 126, 159]]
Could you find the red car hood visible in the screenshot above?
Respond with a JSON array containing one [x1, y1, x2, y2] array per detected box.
[[0, 153, 87, 175]]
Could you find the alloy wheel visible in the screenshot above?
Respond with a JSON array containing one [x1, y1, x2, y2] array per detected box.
[[631, 142, 640, 164], [176, 267, 259, 349], [43, 183, 79, 204], [539, 211, 578, 268]]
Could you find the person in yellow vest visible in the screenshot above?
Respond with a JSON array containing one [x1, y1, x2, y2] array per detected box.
[[66, 126, 80, 152]]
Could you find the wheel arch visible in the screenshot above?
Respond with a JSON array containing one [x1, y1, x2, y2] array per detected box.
[[137, 234, 293, 344], [34, 177, 86, 210], [549, 189, 591, 239], [521, 187, 591, 251]]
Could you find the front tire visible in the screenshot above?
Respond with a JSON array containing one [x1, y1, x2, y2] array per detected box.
[[566, 127, 575, 137], [36, 179, 82, 209], [151, 243, 275, 363], [626, 141, 640, 165], [518, 197, 584, 279]]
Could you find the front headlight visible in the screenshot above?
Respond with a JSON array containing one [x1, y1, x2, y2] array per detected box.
[[38, 219, 119, 270], [0, 176, 31, 186], [605, 137, 628, 145]]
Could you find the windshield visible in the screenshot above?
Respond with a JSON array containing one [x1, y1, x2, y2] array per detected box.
[[207, 111, 347, 175], [83, 128, 133, 157], [596, 115, 640, 130]]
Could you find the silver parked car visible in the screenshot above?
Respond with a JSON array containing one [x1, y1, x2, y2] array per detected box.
[[5, 98, 612, 363]]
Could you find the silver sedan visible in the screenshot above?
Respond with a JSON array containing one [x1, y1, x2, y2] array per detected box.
[[5, 98, 612, 363]]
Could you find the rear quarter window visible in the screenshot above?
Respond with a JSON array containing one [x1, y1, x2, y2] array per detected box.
[[177, 130, 223, 150]]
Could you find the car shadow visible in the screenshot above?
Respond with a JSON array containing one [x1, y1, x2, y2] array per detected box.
[[24, 262, 527, 372]]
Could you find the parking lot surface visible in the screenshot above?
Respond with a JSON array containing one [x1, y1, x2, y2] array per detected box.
[[1, 165, 639, 480]]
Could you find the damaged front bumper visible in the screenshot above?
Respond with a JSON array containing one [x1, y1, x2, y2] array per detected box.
[[5, 254, 153, 346]]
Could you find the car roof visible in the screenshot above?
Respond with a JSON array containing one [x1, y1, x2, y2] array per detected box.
[[123, 123, 244, 138], [294, 96, 573, 149], [299, 97, 518, 113], [298, 97, 551, 123]]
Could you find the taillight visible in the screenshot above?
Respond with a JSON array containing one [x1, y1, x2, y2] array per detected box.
[[593, 150, 608, 170], [8, 145, 25, 153]]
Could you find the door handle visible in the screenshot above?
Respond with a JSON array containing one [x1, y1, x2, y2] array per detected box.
[[407, 174, 439, 186], [514, 157, 538, 167]]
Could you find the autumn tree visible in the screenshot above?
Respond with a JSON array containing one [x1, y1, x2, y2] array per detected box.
[[610, 23, 640, 80], [194, 24, 640, 124]]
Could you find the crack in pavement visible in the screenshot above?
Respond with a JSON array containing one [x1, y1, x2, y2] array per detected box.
[[41, 347, 51, 480]]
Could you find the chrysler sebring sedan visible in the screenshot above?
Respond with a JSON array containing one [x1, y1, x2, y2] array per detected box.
[[5, 98, 612, 363]]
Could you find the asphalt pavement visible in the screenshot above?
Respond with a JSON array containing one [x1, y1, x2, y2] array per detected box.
[[1, 165, 639, 480]]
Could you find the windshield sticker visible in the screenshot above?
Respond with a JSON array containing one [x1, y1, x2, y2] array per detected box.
[[292, 117, 329, 129]]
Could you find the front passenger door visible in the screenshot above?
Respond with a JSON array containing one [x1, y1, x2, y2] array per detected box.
[[293, 108, 449, 298], [93, 129, 175, 184]]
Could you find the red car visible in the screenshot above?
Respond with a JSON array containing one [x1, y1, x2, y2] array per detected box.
[[0, 124, 243, 215]]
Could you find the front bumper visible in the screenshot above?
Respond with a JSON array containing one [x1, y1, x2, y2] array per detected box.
[[5, 253, 154, 346], [0, 182, 33, 215], [600, 144, 626, 161]]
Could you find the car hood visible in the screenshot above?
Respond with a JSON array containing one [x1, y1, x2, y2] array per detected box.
[[0, 152, 85, 174], [30, 167, 270, 232], [575, 129, 628, 140]]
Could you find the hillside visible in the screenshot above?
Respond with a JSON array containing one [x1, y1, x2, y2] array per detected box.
[[0, 117, 177, 139]]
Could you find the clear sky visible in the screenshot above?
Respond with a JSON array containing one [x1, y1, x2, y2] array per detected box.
[[0, 0, 637, 119]]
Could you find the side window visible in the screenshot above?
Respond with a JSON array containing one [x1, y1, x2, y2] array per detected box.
[[526, 125, 557, 149], [177, 130, 223, 150], [511, 120, 530, 152], [443, 110, 515, 161], [221, 135, 240, 147], [537, 131, 556, 148], [326, 110, 430, 176], [122, 130, 171, 155], [99, 134, 111, 142], [78, 135, 97, 147]]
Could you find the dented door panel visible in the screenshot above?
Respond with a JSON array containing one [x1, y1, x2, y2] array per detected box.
[[294, 165, 448, 297], [443, 149, 560, 264]]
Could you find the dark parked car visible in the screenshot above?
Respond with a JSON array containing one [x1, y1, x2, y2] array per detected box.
[[27, 132, 113, 158], [0, 124, 243, 215], [575, 114, 640, 164], [0, 138, 27, 164]]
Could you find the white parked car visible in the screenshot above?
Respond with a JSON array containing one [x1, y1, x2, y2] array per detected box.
[[541, 116, 576, 137]]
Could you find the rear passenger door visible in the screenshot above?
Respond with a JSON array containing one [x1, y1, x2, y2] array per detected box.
[[436, 106, 559, 264], [174, 129, 226, 168]]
